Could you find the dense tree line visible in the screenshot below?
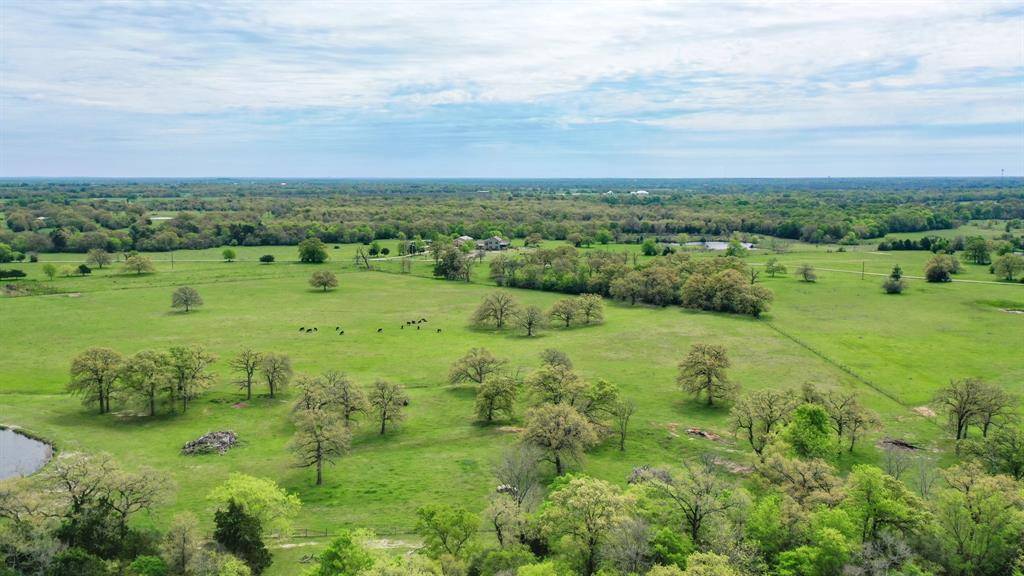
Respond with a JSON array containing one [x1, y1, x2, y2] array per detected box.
[[484, 248, 772, 317], [2, 180, 1022, 255]]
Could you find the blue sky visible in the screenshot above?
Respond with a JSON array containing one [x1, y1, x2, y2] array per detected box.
[[1, 1, 1022, 177]]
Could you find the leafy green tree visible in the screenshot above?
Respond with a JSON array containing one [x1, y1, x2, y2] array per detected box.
[[171, 286, 203, 312], [309, 270, 338, 292], [129, 555, 168, 576], [68, 347, 123, 414], [541, 476, 632, 576], [42, 262, 58, 280], [214, 501, 272, 575], [924, 254, 959, 282], [964, 236, 991, 264], [577, 294, 604, 324], [677, 344, 736, 406], [935, 464, 1024, 576], [724, 239, 747, 258], [307, 530, 375, 576], [993, 253, 1024, 281], [77, 263, 92, 276], [883, 264, 908, 294], [415, 504, 478, 559], [222, 248, 237, 262], [784, 404, 836, 459], [45, 548, 108, 576], [259, 254, 274, 264], [641, 238, 658, 256], [475, 375, 517, 423], [298, 237, 328, 263], [842, 465, 926, 542], [207, 474, 301, 535]]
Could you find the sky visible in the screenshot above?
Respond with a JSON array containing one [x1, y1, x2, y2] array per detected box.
[[1, 0, 1022, 178]]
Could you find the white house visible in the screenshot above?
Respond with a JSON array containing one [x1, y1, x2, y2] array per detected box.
[[476, 236, 510, 251]]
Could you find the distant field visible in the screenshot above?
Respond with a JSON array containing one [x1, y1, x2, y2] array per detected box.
[[1, 236, 1022, 575]]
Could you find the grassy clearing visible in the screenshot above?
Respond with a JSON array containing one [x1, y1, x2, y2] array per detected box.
[[1, 240, 1021, 575]]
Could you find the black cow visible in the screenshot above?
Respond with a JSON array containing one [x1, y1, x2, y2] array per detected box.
[[377, 328, 383, 333]]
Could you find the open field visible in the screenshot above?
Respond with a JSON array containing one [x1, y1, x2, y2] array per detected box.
[[2, 239, 1022, 574]]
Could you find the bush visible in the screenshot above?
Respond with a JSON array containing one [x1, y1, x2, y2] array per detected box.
[[0, 269, 26, 279], [924, 254, 959, 282], [129, 555, 168, 576], [259, 254, 275, 264]]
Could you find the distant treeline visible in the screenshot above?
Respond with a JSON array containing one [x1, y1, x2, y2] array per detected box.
[[1, 179, 1022, 254]]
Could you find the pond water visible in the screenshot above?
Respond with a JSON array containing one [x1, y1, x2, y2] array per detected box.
[[685, 241, 754, 250], [0, 428, 52, 479]]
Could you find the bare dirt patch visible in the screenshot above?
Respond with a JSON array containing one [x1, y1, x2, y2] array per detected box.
[[912, 406, 936, 418], [686, 427, 722, 441], [496, 426, 524, 434]]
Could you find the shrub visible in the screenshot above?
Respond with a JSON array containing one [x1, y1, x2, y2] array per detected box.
[[259, 254, 275, 264]]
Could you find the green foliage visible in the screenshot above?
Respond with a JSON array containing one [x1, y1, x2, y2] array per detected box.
[[842, 465, 926, 542], [222, 248, 237, 262], [414, 504, 479, 559], [213, 501, 272, 575], [207, 474, 301, 535], [641, 239, 658, 256], [784, 404, 836, 459], [46, 547, 108, 576], [298, 237, 329, 263], [128, 555, 168, 576], [306, 530, 375, 576]]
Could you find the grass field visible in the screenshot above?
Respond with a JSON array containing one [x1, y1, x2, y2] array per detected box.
[[2, 239, 1022, 575]]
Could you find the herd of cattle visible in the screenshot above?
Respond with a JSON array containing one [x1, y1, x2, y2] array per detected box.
[[298, 317, 440, 335]]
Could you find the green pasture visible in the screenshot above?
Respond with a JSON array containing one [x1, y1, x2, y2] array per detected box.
[[1, 240, 1021, 575]]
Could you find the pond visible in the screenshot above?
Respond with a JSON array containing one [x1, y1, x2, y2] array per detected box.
[[0, 427, 52, 479], [685, 241, 754, 250]]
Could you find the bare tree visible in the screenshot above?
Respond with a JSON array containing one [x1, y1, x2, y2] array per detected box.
[[230, 348, 263, 400], [577, 294, 604, 324], [635, 459, 735, 547], [290, 410, 350, 485], [260, 353, 293, 398], [68, 347, 123, 414], [729, 388, 797, 458], [369, 380, 408, 435], [677, 343, 737, 406], [548, 298, 579, 328], [167, 345, 216, 412], [471, 292, 520, 329], [975, 382, 1014, 437], [120, 350, 172, 416], [515, 305, 546, 337], [522, 404, 598, 475], [612, 399, 636, 451], [171, 286, 203, 312], [934, 378, 985, 442], [448, 347, 507, 385]]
